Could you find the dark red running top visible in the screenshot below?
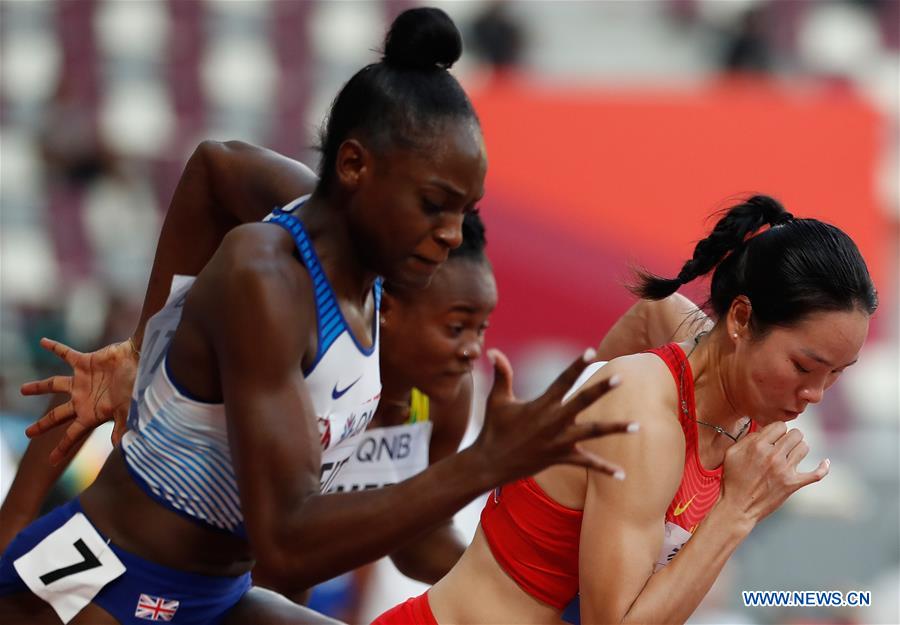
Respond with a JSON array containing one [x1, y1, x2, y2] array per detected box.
[[479, 343, 756, 609]]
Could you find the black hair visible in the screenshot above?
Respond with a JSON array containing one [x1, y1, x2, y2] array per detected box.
[[317, 7, 478, 191], [449, 211, 488, 262], [634, 195, 877, 335]]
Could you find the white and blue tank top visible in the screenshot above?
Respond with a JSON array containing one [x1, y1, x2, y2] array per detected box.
[[121, 196, 382, 535]]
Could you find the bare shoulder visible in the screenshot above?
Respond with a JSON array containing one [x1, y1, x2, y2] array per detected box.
[[190, 223, 316, 361], [575, 353, 684, 471], [217, 223, 307, 280], [575, 353, 679, 426]]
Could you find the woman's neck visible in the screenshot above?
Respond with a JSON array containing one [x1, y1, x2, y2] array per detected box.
[[372, 368, 413, 428], [684, 328, 750, 451], [300, 190, 378, 306]]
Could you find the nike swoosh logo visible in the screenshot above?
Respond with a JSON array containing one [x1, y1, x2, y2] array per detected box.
[[673, 495, 695, 516], [332, 377, 362, 400]]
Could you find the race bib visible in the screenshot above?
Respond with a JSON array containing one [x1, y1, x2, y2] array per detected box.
[[654, 520, 693, 572], [326, 422, 432, 492], [14, 513, 126, 624]]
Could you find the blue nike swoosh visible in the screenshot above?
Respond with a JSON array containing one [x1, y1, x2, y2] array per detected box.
[[332, 377, 362, 400]]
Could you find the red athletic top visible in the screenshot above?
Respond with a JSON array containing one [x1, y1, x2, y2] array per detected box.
[[480, 343, 756, 608], [371, 593, 438, 625], [480, 476, 582, 608]]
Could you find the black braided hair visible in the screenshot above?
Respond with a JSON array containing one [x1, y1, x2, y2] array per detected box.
[[634, 195, 877, 334]]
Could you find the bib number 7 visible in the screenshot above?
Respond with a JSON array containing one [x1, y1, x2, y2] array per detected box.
[[39, 538, 102, 585], [14, 512, 125, 624]]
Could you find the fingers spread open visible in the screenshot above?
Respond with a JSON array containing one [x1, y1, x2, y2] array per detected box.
[[49, 421, 92, 466], [557, 419, 638, 448], [20, 375, 73, 397], [487, 349, 515, 403], [541, 349, 600, 405], [559, 374, 621, 420], [25, 402, 75, 437], [40, 338, 82, 366], [562, 445, 625, 479]]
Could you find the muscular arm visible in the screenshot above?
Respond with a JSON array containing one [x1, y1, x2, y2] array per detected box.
[[616, 501, 752, 623], [577, 356, 752, 624], [389, 377, 473, 583], [133, 141, 317, 347], [207, 229, 628, 594], [0, 397, 84, 551], [203, 230, 494, 593], [7, 143, 318, 535], [596, 294, 711, 361]]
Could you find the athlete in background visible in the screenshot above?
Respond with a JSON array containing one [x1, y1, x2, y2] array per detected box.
[[373, 195, 877, 625], [0, 9, 632, 625]]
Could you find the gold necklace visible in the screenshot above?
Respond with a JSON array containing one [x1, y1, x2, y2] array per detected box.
[[681, 333, 751, 443]]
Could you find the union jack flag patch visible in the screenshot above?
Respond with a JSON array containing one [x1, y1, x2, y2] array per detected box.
[[135, 593, 179, 621]]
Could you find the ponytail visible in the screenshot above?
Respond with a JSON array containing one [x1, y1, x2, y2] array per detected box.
[[632, 195, 875, 334], [633, 195, 792, 299]]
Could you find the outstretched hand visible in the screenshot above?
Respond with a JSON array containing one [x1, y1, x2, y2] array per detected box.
[[21, 337, 138, 465], [472, 348, 637, 485]]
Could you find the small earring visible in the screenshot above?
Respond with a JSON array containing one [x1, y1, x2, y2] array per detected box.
[[379, 315, 386, 325], [462, 349, 470, 358], [733, 333, 738, 338]]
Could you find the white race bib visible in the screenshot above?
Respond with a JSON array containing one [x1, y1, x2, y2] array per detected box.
[[326, 422, 432, 492], [133, 275, 194, 405], [14, 513, 126, 624], [654, 521, 693, 572]]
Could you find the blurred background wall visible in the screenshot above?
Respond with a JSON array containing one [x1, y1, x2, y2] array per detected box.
[[1, 1, 897, 624]]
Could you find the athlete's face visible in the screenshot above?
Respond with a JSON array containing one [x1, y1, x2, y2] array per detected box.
[[342, 118, 487, 290], [729, 308, 869, 426], [381, 258, 498, 403]]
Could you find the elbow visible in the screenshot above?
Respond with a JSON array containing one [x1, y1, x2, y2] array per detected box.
[[389, 551, 420, 581], [191, 140, 230, 177], [191, 139, 249, 178], [192, 139, 246, 159], [390, 542, 456, 585], [253, 543, 294, 593], [251, 519, 312, 594], [191, 139, 222, 164], [253, 523, 334, 593], [253, 544, 312, 597]]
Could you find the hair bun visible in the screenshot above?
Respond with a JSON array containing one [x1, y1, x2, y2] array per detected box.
[[746, 195, 790, 227], [383, 7, 462, 71]]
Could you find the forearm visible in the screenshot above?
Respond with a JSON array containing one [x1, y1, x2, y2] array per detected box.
[[624, 504, 754, 624], [267, 446, 493, 591], [0, 401, 86, 549], [390, 521, 467, 584]]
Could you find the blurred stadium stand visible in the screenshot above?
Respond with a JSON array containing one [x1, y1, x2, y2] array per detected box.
[[1, 1, 897, 624]]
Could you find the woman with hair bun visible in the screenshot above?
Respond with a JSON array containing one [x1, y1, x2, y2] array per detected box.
[[374, 194, 878, 625], [0, 9, 634, 625]]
